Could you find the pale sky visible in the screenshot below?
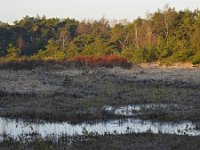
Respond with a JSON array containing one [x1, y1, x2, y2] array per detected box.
[[0, 0, 199, 24]]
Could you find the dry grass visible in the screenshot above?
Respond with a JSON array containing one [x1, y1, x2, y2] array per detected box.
[[0, 66, 200, 122]]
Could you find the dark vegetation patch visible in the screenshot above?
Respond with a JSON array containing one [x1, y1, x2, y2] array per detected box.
[[70, 55, 132, 69], [0, 59, 70, 70], [1, 133, 200, 150], [0, 90, 37, 97]]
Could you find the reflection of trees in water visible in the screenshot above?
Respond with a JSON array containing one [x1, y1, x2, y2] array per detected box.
[[1, 117, 200, 140], [35, 123, 39, 135], [53, 123, 57, 137]]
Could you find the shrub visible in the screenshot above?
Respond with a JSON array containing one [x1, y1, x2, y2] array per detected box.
[[70, 55, 132, 68], [192, 54, 200, 67], [0, 55, 132, 70], [63, 75, 71, 87]]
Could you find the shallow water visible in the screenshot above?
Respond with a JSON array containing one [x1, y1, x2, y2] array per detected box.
[[0, 117, 200, 140], [103, 104, 177, 116]]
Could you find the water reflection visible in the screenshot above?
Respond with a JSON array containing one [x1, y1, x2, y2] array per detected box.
[[103, 104, 177, 116], [0, 117, 200, 140]]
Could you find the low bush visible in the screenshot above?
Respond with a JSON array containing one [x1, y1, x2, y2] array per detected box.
[[0, 55, 132, 70], [70, 55, 132, 69]]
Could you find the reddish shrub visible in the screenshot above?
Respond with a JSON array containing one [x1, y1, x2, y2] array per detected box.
[[70, 55, 132, 68], [0, 55, 132, 70]]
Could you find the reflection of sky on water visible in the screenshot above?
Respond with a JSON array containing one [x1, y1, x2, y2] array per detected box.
[[104, 104, 178, 116], [0, 117, 200, 140]]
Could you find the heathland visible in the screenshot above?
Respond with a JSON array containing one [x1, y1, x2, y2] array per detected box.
[[1, 6, 200, 150]]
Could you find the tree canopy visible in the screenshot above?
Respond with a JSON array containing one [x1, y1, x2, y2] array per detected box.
[[1, 8, 200, 65]]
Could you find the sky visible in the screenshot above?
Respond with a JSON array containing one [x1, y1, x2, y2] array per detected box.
[[0, 0, 200, 24]]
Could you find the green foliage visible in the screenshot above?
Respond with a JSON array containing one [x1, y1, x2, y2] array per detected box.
[[0, 45, 3, 56], [82, 38, 114, 56], [192, 54, 200, 65], [36, 39, 65, 59], [1, 9, 200, 64], [6, 44, 20, 59], [132, 48, 150, 63], [73, 34, 94, 51], [110, 24, 129, 51], [122, 47, 158, 63], [121, 47, 135, 60], [65, 42, 80, 58]]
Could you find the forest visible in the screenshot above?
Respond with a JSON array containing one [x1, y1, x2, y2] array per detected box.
[[1, 7, 200, 65]]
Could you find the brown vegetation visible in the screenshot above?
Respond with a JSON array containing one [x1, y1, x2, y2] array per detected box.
[[70, 55, 132, 68], [0, 55, 132, 70]]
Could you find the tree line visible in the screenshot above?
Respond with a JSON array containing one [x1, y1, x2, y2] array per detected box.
[[1, 7, 200, 65]]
